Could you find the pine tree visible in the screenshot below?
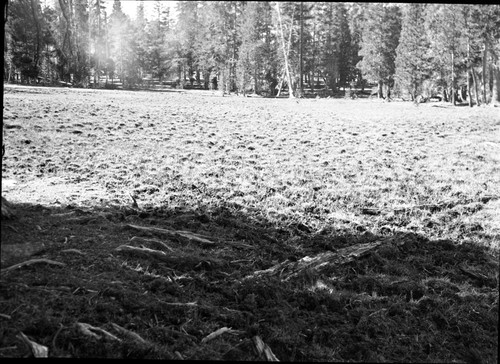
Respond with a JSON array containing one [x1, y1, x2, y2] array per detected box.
[[144, 1, 171, 82], [394, 4, 431, 100], [175, 0, 200, 86], [357, 3, 401, 98], [109, 0, 126, 83], [467, 5, 500, 105], [133, 1, 147, 84], [236, 1, 260, 95], [346, 3, 366, 89], [335, 3, 353, 90]]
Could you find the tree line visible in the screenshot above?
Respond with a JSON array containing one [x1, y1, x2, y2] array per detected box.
[[4, 1, 500, 105]]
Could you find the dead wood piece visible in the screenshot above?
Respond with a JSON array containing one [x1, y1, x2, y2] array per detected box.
[[130, 194, 139, 208], [51, 211, 77, 218], [17, 332, 48, 358], [252, 335, 279, 361], [115, 244, 167, 259], [1, 258, 66, 274], [110, 323, 148, 345], [225, 241, 255, 250], [130, 236, 174, 252], [174, 351, 184, 360], [125, 224, 216, 246], [75, 322, 121, 342], [459, 266, 489, 281], [201, 327, 244, 344], [161, 301, 198, 308], [247, 241, 383, 281], [7, 225, 19, 233]]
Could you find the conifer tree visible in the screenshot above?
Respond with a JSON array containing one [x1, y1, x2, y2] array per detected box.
[[425, 4, 466, 105], [394, 3, 430, 100], [236, 1, 260, 95], [357, 3, 401, 98]]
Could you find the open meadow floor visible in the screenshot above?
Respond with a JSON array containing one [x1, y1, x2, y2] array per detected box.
[[1, 85, 499, 361]]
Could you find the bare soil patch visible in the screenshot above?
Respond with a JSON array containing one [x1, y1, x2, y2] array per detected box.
[[1, 85, 499, 361]]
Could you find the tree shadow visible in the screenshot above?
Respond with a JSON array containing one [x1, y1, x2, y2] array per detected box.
[[1, 197, 498, 361]]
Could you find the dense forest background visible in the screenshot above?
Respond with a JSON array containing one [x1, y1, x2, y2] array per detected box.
[[3, 1, 500, 105]]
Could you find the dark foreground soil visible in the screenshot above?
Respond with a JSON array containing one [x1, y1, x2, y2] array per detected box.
[[1, 201, 498, 362], [1, 85, 498, 361]]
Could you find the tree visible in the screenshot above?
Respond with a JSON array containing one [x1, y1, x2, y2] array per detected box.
[[192, 1, 242, 94], [108, 0, 126, 82], [236, 1, 262, 95], [394, 4, 431, 100], [467, 5, 500, 105], [144, 1, 172, 82], [425, 4, 467, 105], [88, 0, 106, 86], [175, 1, 200, 86], [275, 1, 295, 98], [318, 2, 353, 92], [357, 3, 401, 98], [6, 0, 46, 83], [346, 2, 366, 89]]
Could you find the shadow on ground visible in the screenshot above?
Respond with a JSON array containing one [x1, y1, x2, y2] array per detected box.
[[1, 199, 498, 361]]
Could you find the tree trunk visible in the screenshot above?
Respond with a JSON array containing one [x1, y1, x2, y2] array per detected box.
[[471, 67, 480, 106], [219, 67, 225, 96], [253, 68, 259, 94], [451, 51, 456, 106], [482, 43, 488, 104], [467, 39, 472, 107], [276, 3, 295, 99], [30, 0, 42, 70], [299, 1, 303, 97], [493, 63, 500, 106]]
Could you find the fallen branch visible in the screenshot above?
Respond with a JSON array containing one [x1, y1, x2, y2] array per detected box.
[[17, 332, 48, 358], [110, 323, 148, 345], [161, 301, 198, 308], [125, 224, 216, 246], [252, 335, 279, 361], [115, 244, 167, 259], [75, 322, 121, 342], [130, 236, 174, 252], [1, 258, 66, 274], [247, 240, 383, 281], [201, 327, 244, 344], [116, 244, 223, 270]]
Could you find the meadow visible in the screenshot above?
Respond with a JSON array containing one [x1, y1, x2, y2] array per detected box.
[[1, 85, 499, 361]]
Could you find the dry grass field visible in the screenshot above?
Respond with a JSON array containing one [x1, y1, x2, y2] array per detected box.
[[1, 85, 499, 361]]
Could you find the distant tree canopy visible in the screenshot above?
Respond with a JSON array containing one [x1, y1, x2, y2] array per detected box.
[[3, 1, 500, 105]]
